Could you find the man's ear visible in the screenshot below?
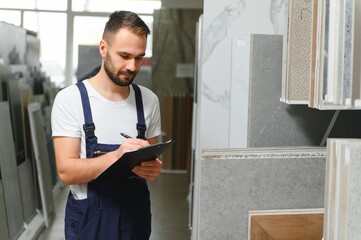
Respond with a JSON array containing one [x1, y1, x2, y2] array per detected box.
[[99, 40, 107, 59]]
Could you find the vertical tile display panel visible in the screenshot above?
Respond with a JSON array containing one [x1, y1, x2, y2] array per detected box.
[[5, 76, 25, 165], [324, 139, 361, 239], [326, 0, 344, 104], [342, 0, 353, 104], [346, 143, 361, 239], [43, 106, 58, 186], [0, 179, 10, 240], [248, 34, 283, 146], [285, 0, 313, 103], [0, 102, 24, 239], [18, 87, 38, 223], [28, 102, 55, 227], [351, 0, 361, 105], [229, 36, 249, 148], [17, 158, 37, 223], [309, 0, 319, 108], [20, 87, 33, 164]]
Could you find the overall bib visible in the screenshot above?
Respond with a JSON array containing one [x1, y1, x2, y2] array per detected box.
[[64, 82, 151, 240]]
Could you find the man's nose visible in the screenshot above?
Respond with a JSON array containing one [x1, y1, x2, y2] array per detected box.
[[125, 58, 136, 72]]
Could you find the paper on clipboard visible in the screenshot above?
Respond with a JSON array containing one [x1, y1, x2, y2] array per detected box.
[[99, 139, 174, 179]]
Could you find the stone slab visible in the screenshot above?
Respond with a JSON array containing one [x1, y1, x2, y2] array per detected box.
[[199, 147, 326, 240], [18, 158, 37, 223], [28, 102, 55, 227]]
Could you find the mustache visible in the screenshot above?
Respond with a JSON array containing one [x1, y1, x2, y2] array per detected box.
[[119, 69, 135, 75]]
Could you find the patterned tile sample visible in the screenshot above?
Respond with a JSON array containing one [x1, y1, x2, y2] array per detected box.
[[284, 0, 313, 103]]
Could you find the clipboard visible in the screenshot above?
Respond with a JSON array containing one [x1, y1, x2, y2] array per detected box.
[[100, 139, 174, 179]]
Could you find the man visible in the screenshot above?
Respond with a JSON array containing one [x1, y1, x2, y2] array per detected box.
[[51, 11, 162, 239]]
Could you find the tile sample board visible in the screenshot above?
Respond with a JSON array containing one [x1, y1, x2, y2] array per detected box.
[[199, 147, 326, 240], [282, 0, 313, 104], [324, 139, 361, 240], [248, 34, 361, 147], [249, 209, 324, 240], [28, 102, 55, 227], [18, 158, 37, 223], [6, 76, 26, 164], [0, 102, 24, 239], [0, 180, 10, 240]]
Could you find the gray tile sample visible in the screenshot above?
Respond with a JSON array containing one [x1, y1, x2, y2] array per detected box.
[[347, 145, 361, 239], [249, 34, 330, 147], [6, 76, 25, 164], [28, 102, 55, 227], [352, 0, 361, 104], [343, 0, 353, 102], [199, 147, 326, 240], [0, 180, 10, 240], [248, 34, 361, 147], [0, 102, 24, 239], [18, 158, 37, 223]]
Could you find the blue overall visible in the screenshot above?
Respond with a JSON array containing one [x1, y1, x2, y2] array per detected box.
[[64, 82, 151, 240]]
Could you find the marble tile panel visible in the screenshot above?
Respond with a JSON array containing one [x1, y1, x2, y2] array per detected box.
[[199, 147, 326, 240], [200, 0, 286, 149], [0, 102, 24, 239], [229, 36, 250, 148]]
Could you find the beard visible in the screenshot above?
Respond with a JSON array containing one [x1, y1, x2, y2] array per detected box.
[[104, 53, 137, 87]]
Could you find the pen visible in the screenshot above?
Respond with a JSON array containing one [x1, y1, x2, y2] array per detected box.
[[120, 132, 133, 139]]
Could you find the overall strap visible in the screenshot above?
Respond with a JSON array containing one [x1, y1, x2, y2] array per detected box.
[[76, 81, 97, 158], [132, 84, 147, 140]]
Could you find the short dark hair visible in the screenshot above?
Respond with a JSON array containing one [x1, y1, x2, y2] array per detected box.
[[102, 11, 150, 43]]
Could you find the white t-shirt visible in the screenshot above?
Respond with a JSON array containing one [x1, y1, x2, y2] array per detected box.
[[51, 80, 161, 199]]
